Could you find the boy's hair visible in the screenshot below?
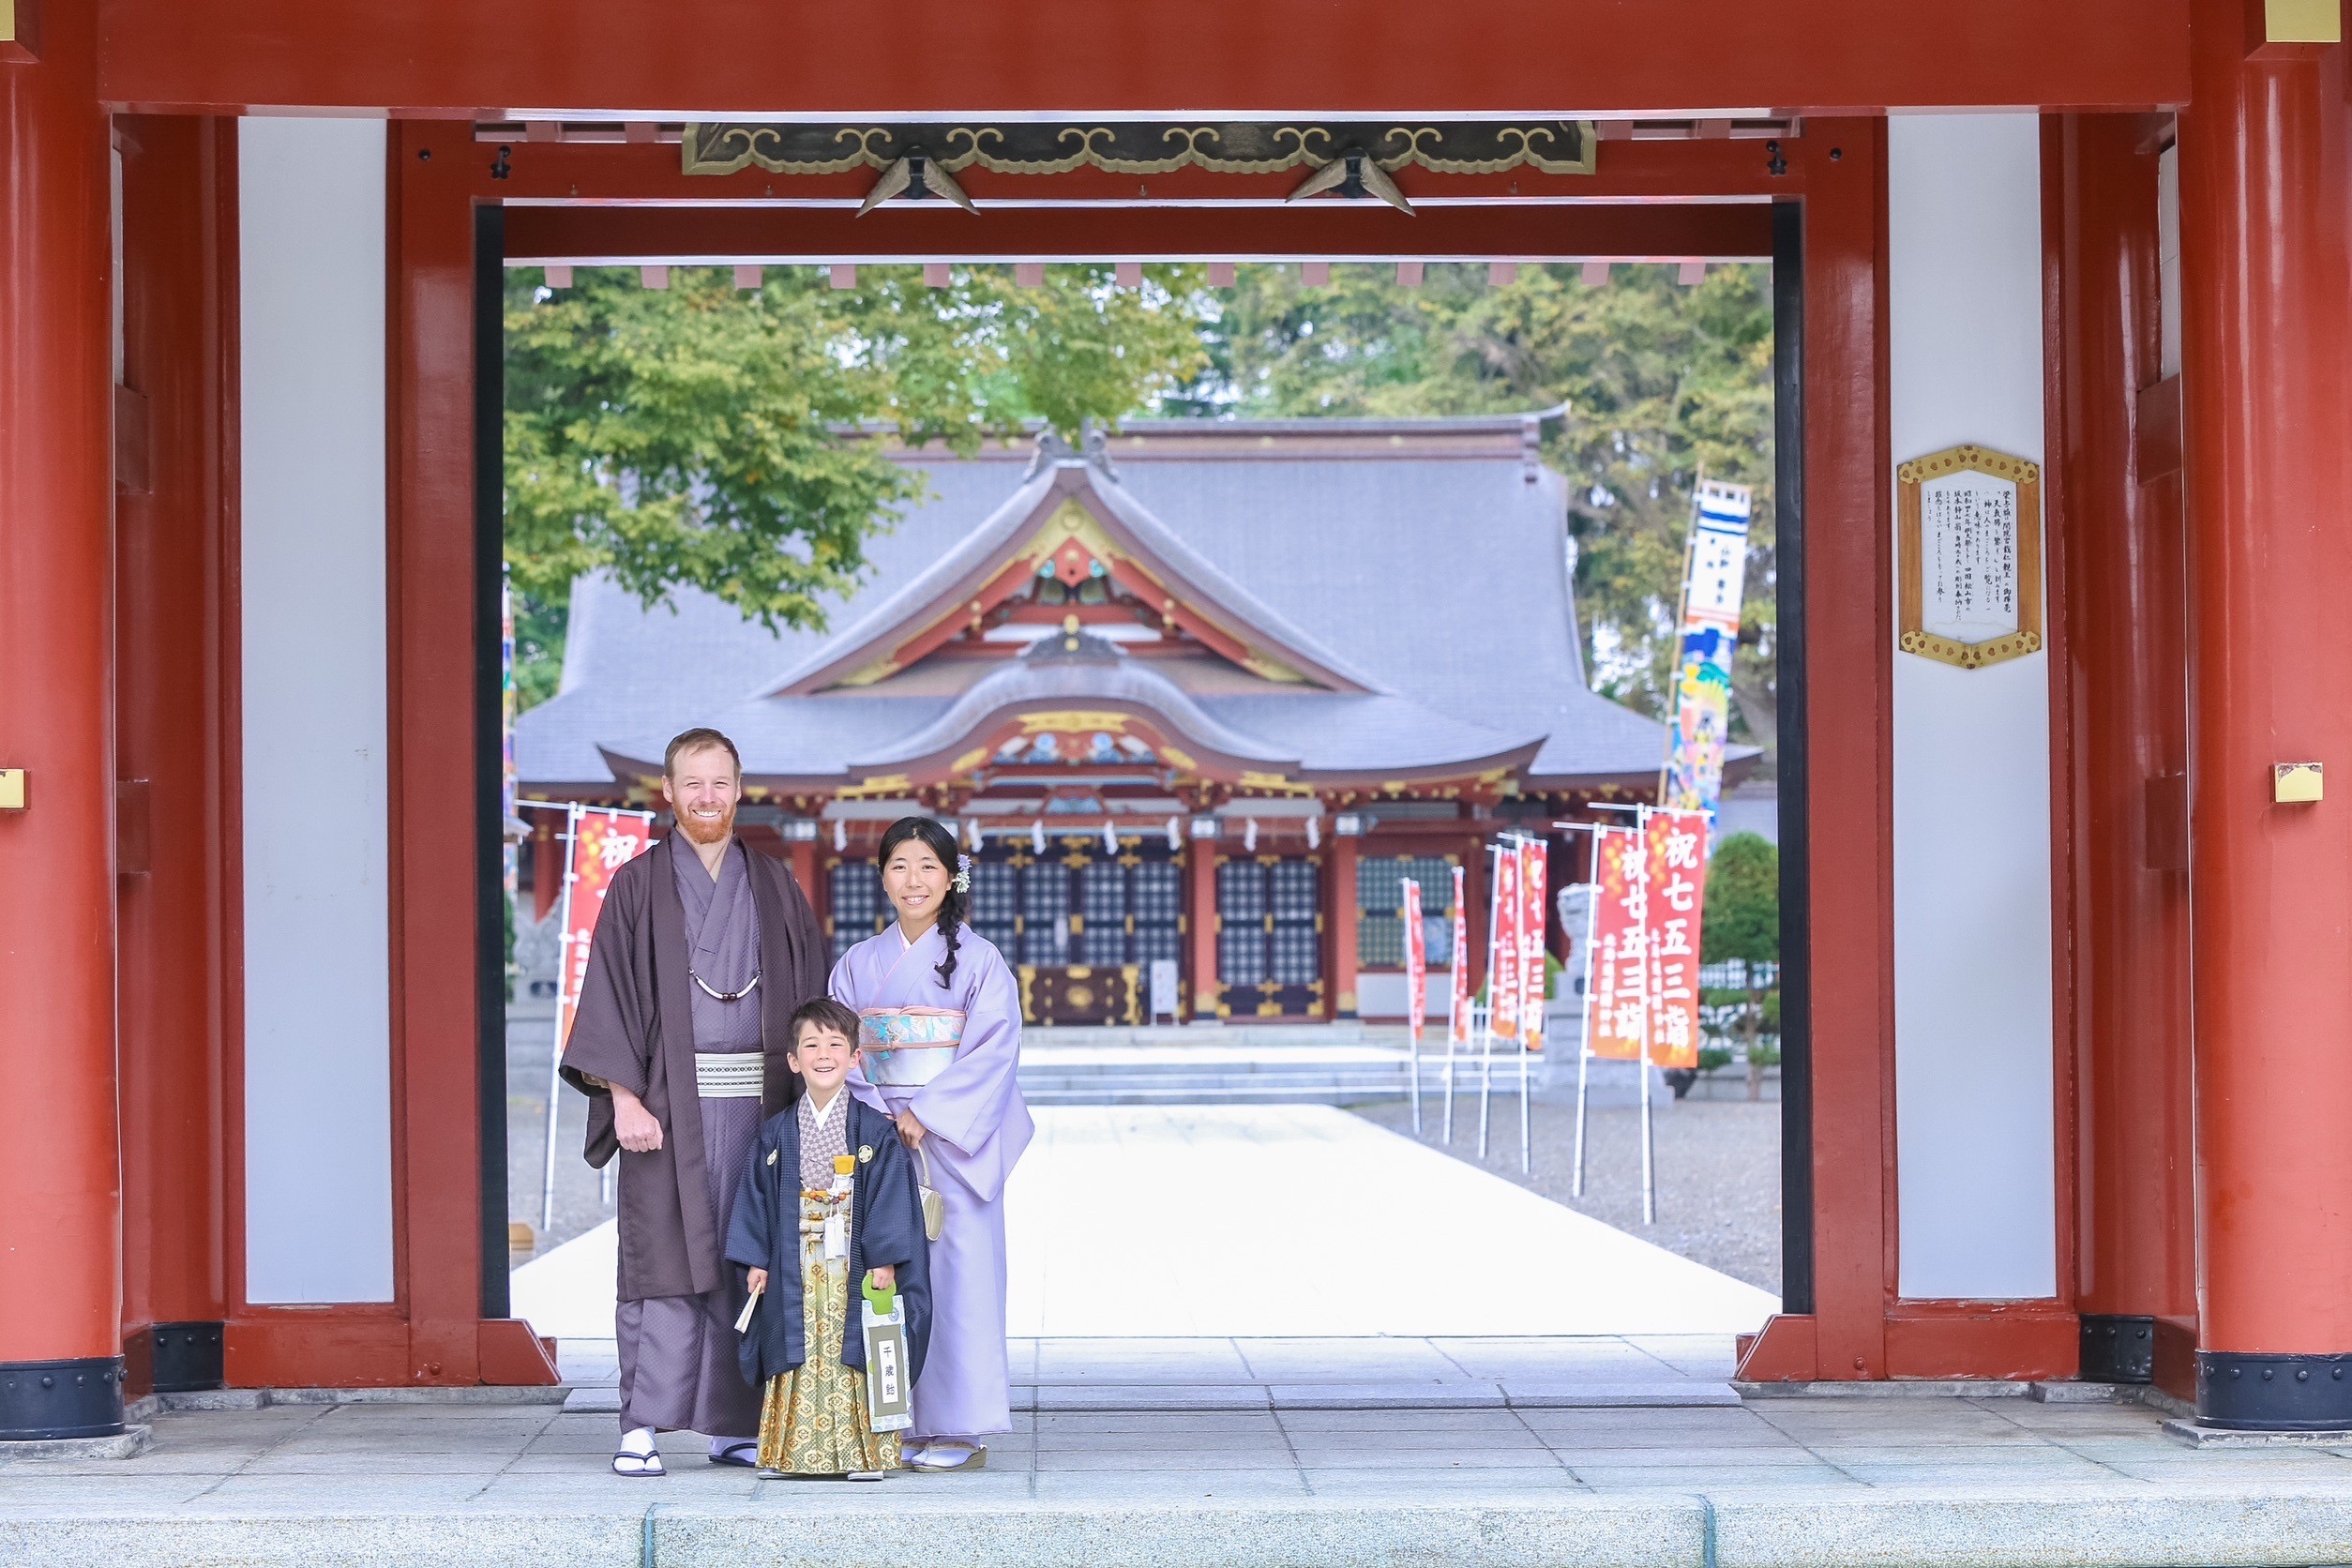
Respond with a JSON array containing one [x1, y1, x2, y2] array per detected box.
[[788, 996, 861, 1052]]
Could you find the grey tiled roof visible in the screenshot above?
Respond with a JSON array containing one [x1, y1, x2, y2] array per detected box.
[[515, 417, 1677, 791]]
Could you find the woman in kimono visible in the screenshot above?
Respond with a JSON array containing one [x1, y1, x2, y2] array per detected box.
[[835, 816, 1032, 1473]]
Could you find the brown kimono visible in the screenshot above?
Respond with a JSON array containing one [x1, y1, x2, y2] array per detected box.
[[559, 834, 827, 1435]]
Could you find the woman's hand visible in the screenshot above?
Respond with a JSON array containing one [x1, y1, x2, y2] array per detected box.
[[867, 1264, 897, 1290], [894, 1108, 927, 1152], [611, 1086, 664, 1153], [745, 1267, 768, 1296]]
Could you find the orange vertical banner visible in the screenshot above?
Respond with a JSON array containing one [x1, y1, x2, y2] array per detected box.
[[1519, 839, 1549, 1052], [1644, 810, 1710, 1070], [1490, 840, 1522, 1042], [1403, 878, 1428, 1036], [1449, 865, 1471, 1046], [1585, 826, 1650, 1061]]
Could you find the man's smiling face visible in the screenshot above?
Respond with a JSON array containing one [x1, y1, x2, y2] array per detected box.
[[662, 743, 740, 846]]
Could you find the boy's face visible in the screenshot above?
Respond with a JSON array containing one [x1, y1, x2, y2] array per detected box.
[[788, 1022, 858, 1095]]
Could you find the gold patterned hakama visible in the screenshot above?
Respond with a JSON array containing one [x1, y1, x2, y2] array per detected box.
[[755, 1189, 900, 1475]]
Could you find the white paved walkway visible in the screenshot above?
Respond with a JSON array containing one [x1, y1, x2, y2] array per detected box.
[[512, 1106, 1775, 1341]]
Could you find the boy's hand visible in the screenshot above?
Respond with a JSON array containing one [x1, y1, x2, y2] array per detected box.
[[867, 1265, 896, 1291], [745, 1267, 768, 1295]]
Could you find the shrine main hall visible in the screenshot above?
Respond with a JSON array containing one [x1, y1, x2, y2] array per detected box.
[[4, 0, 2350, 1449], [516, 415, 1680, 1027]]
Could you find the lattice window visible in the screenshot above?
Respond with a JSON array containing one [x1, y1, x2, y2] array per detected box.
[[1078, 860, 1127, 966], [829, 860, 884, 964], [1217, 859, 1267, 986], [966, 859, 1020, 965], [1357, 854, 1456, 968], [1024, 857, 1071, 966], [1268, 858, 1320, 986], [1132, 860, 1183, 965]]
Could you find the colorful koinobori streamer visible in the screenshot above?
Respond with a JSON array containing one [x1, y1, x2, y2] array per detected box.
[[1662, 479, 1755, 827]]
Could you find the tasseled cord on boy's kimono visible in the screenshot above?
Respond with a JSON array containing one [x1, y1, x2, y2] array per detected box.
[[726, 1081, 931, 1477]]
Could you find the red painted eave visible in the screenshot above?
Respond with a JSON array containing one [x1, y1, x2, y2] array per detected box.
[[98, 0, 2188, 118]]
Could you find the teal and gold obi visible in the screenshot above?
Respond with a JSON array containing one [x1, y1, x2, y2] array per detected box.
[[858, 1006, 965, 1088]]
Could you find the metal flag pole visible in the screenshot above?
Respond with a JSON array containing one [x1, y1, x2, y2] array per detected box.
[[1405, 880, 1424, 1138], [1572, 862, 1603, 1199], [1478, 837, 1506, 1161], [1636, 807, 1658, 1226]]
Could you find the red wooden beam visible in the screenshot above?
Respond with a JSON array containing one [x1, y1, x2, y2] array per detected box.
[[97, 0, 2188, 118], [503, 199, 1778, 264]]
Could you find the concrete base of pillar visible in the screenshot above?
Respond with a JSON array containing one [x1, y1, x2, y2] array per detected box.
[[0, 1425, 150, 1460]]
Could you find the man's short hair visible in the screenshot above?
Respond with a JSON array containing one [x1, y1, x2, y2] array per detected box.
[[789, 996, 861, 1050], [663, 727, 742, 780]]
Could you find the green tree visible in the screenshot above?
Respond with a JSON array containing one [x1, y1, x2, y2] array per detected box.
[[1701, 831, 1780, 1099], [505, 264, 1207, 706], [1178, 263, 1777, 762]]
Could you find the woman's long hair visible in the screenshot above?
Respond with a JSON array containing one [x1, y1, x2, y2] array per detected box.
[[877, 815, 966, 990]]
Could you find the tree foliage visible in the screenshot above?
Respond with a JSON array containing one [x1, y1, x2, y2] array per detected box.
[[504, 264, 1208, 687], [1177, 263, 1777, 761], [504, 262, 1774, 756], [1701, 831, 1779, 966]]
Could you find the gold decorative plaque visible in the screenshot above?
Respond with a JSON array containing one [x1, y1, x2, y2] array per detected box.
[[1896, 444, 2044, 671]]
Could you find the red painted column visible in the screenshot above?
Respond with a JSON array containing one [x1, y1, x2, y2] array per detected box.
[[1737, 122, 1892, 1385], [0, 5, 127, 1438], [1329, 830, 1359, 1019], [114, 113, 235, 1397], [1187, 835, 1219, 1020], [2051, 113, 2198, 1397], [2179, 10, 2352, 1427]]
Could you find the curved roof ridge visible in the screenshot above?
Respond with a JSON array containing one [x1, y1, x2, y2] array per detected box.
[[755, 463, 1060, 699], [853, 649, 1297, 771], [1080, 461, 1388, 695]]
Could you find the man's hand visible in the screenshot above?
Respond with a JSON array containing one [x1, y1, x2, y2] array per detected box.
[[611, 1086, 664, 1153], [745, 1267, 769, 1296], [894, 1108, 927, 1152], [867, 1265, 897, 1290]]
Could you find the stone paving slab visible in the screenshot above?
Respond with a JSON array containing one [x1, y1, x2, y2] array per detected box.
[[16, 1393, 2352, 1566]]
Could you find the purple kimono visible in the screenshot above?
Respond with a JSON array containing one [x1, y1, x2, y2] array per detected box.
[[836, 920, 1031, 1441]]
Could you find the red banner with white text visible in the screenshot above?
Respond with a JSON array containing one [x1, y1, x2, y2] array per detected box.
[[1518, 839, 1549, 1052], [1490, 841, 1522, 1042], [557, 807, 656, 1048], [1449, 865, 1471, 1046], [1644, 810, 1710, 1071], [1586, 827, 1649, 1062], [1403, 878, 1427, 1036]]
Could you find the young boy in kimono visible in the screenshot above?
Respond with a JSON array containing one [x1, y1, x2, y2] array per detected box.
[[726, 996, 931, 1479]]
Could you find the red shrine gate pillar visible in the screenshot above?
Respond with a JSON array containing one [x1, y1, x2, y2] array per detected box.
[[0, 5, 131, 1440], [2178, 2, 2352, 1427]]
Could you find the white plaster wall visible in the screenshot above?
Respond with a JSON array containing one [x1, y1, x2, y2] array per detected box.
[[1887, 113, 2058, 1302], [238, 117, 396, 1304]]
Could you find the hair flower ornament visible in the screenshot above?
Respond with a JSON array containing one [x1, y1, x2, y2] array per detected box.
[[953, 853, 972, 894]]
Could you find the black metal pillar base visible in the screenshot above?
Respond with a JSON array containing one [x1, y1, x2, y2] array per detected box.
[[0, 1357, 127, 1440], [124, 1321, 225, 1398], [2079, 1314, 2155, 1384], [2198, 1351, 2352, 1429]]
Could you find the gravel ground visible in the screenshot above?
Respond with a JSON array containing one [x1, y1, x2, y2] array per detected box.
[[504, 1000, 617, 1261], [1351, 1096, 1784, 1293]]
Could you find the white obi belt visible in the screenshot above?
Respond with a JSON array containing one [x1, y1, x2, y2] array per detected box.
[[859, 1006, 965, 1088]]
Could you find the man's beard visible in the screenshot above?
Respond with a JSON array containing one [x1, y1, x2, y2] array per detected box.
[[675, 802, 736, 845]]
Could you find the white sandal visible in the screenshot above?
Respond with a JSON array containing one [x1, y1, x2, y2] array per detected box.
[[906, 1440, 986, 1471], [613, 1427, 664, 1478], [708, 1440, 759, 1469]]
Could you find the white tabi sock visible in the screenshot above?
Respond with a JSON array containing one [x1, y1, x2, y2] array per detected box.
[[620, 1426, 657, 1456]]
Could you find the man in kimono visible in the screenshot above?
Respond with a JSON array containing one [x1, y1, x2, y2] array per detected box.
[[560, 728, 828, 1476]]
